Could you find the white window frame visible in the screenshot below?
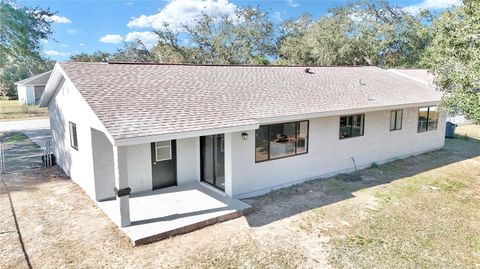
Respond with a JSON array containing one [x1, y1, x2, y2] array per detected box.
[[155, 141, 172, 161], [69, 122, 78, 150], [390, 109, 403, 131]]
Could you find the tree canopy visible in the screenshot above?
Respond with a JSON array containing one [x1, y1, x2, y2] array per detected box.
[[426, 0, 480, 123], [0, 1, 54, 98]]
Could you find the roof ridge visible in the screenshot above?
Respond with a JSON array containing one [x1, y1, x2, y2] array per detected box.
[[105, 61, 369, 68]]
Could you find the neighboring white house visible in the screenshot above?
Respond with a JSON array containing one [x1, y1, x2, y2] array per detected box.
[[15, 71, 52, 105], [39, 62, 445, 228]]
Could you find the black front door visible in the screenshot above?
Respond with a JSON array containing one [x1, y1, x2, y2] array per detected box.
[[151, 140, 177, 190], [200, 134, 225, 191]]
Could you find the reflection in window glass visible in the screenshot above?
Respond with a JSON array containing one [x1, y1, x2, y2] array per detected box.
[[339, 114, 364, 139], [427, 106, 438, 131], [418, 106, 438, 132], [418, 107, 429, 132], [297, 121, 308, 154], [255, 121, 309, 162], [255, 126, 269, 162], [269, 122, 296, 159]]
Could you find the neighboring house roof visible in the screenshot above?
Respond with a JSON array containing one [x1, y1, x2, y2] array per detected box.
[[389, 69, 435, 86], [15, 70, 52, 86], [41, 62, 442, 142]]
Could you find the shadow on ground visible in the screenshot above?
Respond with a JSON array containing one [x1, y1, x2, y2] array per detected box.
[[243, 138, 480, 227]]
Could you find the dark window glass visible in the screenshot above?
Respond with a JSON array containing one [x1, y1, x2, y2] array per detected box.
[[255, 125, 269, 162], [339, 114, 364, 139], [255, 121, 309, 162], [418, 106, 438, 132], [390, 109, 403, 131], [69, 122, 78, 150], [296, 121, 308, 154]]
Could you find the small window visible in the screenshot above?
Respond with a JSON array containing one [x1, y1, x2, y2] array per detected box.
[[69, 122, 78, 150], [339, 114, 365, 139], [155, 141, 172, 161], [418, 106, 438, 132], [390, 110, 403, 131], [255, 121, 309, 162]]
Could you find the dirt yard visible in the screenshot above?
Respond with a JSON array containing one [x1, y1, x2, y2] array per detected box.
[[1, 126, 479, 268]]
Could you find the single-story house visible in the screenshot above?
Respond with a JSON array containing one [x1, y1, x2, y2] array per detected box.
[[390, 68, 471, 125], [15, 71, 52, 105], [39, 62, 445, 228]]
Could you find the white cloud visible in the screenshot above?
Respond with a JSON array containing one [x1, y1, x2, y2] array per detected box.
[[67, 29, 78, 34], [125, 31, 159, 48], [100, 34, 124, 44], [44, 50, 71, 57], [404, 0, 462, 15], [125, 1, 133, 6], [127, 0, 237, 30], [286, 0, 299, 8], [273, 11, 282, 23], [79, 43, 85, 47], [44, 15, 71, 24]]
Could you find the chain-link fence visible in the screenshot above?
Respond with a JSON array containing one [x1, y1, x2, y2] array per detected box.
[[0, 137, 53, 173]]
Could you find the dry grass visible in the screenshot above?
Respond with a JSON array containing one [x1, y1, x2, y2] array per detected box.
[[0, 100, 48, 121], [1, 126, 479, 268], [455, 124, 480, 140]]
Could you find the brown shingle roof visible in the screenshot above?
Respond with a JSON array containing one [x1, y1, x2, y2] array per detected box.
[[59, 62, 442, 140]]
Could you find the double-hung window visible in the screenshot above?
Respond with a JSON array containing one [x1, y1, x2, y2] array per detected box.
[[339, 114, 365, 139], [69, 122, 78, 150], [418, 106, 438, 132], [255, 121, 308, 162], [390, 110, 403, 131]]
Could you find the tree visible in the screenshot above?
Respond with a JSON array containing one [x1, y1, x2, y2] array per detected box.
[[110, 40, 153, 62], [277, 0, 432, 67], [0, 1, 54, 98], [70, 51, 111, 62], [153, 7, 276, 64], [427, 0, 480, 123]]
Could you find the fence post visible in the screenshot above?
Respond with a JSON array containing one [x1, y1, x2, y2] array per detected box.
[[1, 143, 5, 173]]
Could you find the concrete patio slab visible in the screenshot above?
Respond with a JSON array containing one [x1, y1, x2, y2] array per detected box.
[[97, 183, 251, 245]]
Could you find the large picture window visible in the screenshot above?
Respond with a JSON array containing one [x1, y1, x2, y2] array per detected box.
[[418, 106, 438, 132], [255, 121, 309, 162], [339, 114, 365, 139], [69, 122, 78, 150]]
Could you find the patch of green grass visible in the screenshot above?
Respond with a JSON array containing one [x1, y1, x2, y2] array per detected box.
[[0, 132, 31, 143]]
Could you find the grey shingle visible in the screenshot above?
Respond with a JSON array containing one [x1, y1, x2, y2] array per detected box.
[[59, 62, 442, 140]]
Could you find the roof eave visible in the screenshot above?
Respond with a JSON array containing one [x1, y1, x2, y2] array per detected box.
[[114, 122, 260, 146], [39, 64, 66, 107]]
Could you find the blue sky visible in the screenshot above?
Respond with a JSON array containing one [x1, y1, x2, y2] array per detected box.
[[20, 0, 461, 61]]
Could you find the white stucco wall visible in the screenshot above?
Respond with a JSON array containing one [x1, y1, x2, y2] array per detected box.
[[17, 85, 35, 105], [91, 128, 115, 201], [48, 79, 108, 200], [176, 137, 201, 185], [230, 107, 446, 198], [126, 143, 152, 193]]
